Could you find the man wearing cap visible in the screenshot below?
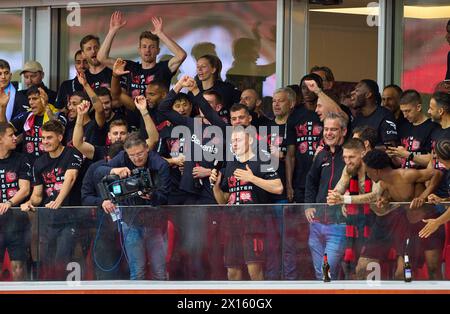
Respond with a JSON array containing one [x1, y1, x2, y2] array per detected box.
[[20, 61, 57, 106]]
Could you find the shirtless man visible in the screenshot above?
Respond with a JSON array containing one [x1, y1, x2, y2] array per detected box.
[[357, 149, 443, 279]]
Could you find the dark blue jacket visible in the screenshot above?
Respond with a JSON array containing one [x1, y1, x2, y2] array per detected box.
[[81, 159, 107, 207], [94, 150, 170, 207]]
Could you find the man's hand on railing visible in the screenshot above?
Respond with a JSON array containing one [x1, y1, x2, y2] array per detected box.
[[45, 199, 62, 210], [20, 201, 35, 212]]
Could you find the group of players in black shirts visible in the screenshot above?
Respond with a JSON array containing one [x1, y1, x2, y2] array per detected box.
[[0, 11, 449, 281]]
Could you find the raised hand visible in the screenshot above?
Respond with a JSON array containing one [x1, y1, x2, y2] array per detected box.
[[77, 100, 91, 116], [304, 79, 321, 94], [38, 87, 49, 106], [76, 70, 87, 86], [109, 11, 127, 33], [134, 95, 148, 113], [150, 17, 163, 36], [113, 58, 130, 77], [0, 88, 10, 109]]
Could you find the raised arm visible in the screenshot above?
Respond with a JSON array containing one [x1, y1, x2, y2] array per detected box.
[[97, 11, 127, 69], [111, 58, 134, 111], [73, 100, 95, 160], [150, 17, 187, 73], [0, 88, 10, 122], [305, 79, 346, 118], [77, 71, 105, 128], [134, 95, 159, 151]]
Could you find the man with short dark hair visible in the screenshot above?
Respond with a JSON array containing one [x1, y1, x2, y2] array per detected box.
[[98, 11, 186, 97], [55, 50, 88, 110], [1, 86, 66, 163], [0, 122, 32, 281], [239, 88, 272, 128], [382, 84, 404, 125], [386, 89, 438, 169], [20, 120, 83, 280], [97, 132, 170, 280], [80, 34, 113, 89], [0, 59, 29, 121], [356, 149, 443, 280]]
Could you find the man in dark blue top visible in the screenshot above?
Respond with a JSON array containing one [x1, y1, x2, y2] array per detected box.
[[97, 133, 170, 280]]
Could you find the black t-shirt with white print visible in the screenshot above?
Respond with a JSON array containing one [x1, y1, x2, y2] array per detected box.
[[122, 60, 173, 99], [33, 146, 83, 224], [351, 106, 398, 146], [286, 106, 323, 200], [430, 126, 450, 198], [0, 152, 32, 233], [397, 118, 439, 169], [156, 123, 184, 194], [267, 120, 288, 201], [85, 67, 112, 90], [220, 158, 279, 205], [11, 114, 67, 163]]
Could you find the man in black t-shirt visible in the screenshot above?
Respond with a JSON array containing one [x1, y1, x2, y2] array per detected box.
[[210, 126, 283, 280], [427, 91, 450, 201], [386, 90, 438, 169], [0, 123, 32, 281], [382, 84, 405, 126], [80, 35, 113, 90], [21, 120, 82, 280], [445, 19, 450, 80], [239, 88, 272, 128], [7, 86, 66, 164], [98, 11, 186, 97], [285, 74, 324, 203], [55, 50, 88, 110]]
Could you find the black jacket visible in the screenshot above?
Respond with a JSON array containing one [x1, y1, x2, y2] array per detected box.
[[305, 145, 345, 224]]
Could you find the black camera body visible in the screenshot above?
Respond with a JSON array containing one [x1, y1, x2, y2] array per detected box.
[[98, 167, 156, 202]]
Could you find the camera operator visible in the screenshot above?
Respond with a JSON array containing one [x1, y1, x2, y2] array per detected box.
[[97, 133, 170, 280], [81, 141, 125, 280]]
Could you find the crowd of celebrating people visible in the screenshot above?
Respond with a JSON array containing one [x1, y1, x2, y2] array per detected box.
[[0, 12, 449, 282]]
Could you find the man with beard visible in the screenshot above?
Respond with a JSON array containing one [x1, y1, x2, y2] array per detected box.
[[239, 88, 272, 128], [55, 50, 88, 110], [80, 35, 113, 89], [98, 11, 186, 96], [19, 61, 57, 107], [381, 84, 405, 126], [327, 138, 377, 278]]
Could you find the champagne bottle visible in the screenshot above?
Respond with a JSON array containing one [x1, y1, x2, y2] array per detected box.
[[322, 253, 331, 282], [404, 238, 412, 282]]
